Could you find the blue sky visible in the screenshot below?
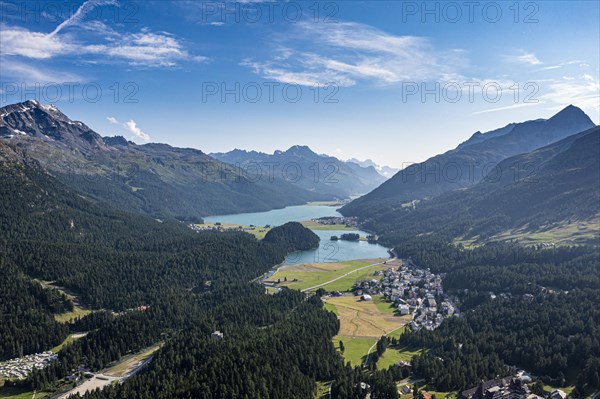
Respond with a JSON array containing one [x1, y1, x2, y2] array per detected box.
[[1, 0, 598, 167]]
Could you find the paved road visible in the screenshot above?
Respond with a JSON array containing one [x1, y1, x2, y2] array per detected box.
[[57, 350, 157, 398], [301, 258, 395, 292], [58, 374, 120, 399]]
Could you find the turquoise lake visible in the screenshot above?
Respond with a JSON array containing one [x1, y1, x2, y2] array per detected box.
[[204, 205, 390, 264]]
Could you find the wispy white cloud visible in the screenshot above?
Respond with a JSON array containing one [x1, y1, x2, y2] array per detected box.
[[472, 102, 540, 115], [540, 75, 600, 117], [534, 59, 584, 72], [107, 116, 151, 142], [473, 74, 599, 122], [0, 0, 205, 70], [243, 22, 464, 87], [95, 30, 198, 67], [0, 58, 83, 83], [123, 120, 150, 142], [507, 50, 542, 65], [1, 27, 69, 59], [536, 65, 561, 71], [49, 0, 117, 37]]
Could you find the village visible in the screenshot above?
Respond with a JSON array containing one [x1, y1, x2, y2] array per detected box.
[[0, 351, 57, 380], [189, 222, 270, 234], [351, 260, 458, 331], [312, 216, 360, 228]]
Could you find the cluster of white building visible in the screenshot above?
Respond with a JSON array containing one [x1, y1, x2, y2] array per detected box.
[[353, 262, 458, 331], [189, 224, 268, 234], [312, 216, 359, 228], [0, 351, 58, 380]]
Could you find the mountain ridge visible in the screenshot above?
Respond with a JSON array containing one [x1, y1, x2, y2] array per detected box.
[[362, 126, 600, 246], [341, 105, 596, 217], [211, 144, 388, 198], [0, 101, 327, 220]]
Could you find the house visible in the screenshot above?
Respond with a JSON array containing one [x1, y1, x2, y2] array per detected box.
[[550, 389, 567, 399], [397, 304, 410, 315], [425, 297, 437, 308], [400, 385, 412, 394], [458, 377, 530, 399]]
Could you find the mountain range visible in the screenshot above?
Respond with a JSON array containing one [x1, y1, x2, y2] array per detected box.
[[341, 105, 596, 219], [346, 158, 399, 178], [341, 106, 598, 245], [211, 146, 387, 198], [1, 100, 597, 245], [0, 101, 376, 221]]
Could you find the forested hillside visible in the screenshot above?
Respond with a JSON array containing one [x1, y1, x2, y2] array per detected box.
[[355, 127, 600, 245], [342, 105, 595, 219], [0, 141, 349, 399], [393, 240, 600, 393], [0, 101, 322, 221]]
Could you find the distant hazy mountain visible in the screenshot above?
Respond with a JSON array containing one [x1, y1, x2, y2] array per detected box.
[[342, 105, 596, 217], [0, 101, 322, 220], [363, 126, 600, 245], [346, 158, 399, 178], [211, 145, 387, 198]]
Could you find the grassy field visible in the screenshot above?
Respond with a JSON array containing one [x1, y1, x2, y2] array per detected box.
[[373, 295, 399, 315], [314, 381, 331, 399], [325, 296, 409, 338], [493, 219, 599, 245], [456, 218, 599, 247], [326, 294, 412, 367], [263, 258, 396, 292], [35, 280, 93, 323], [317, 266, 386, 292], [54, 307, 92, 323], [265, 287, 280, 295], [300, 220, 354, 231], [51, 333, 87, 353], [0, 387, 52, 399], [377, 345, 422, 370], [323, 302, 339, 316], [333, 336, 377, 366], [541, 385, 575, 397]]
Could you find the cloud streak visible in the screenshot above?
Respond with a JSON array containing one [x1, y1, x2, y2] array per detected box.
[[243, 22, 464, 87], [0, 0, 205, 70], [49, 0, 117, 37], [509, 51, 542, 65]]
